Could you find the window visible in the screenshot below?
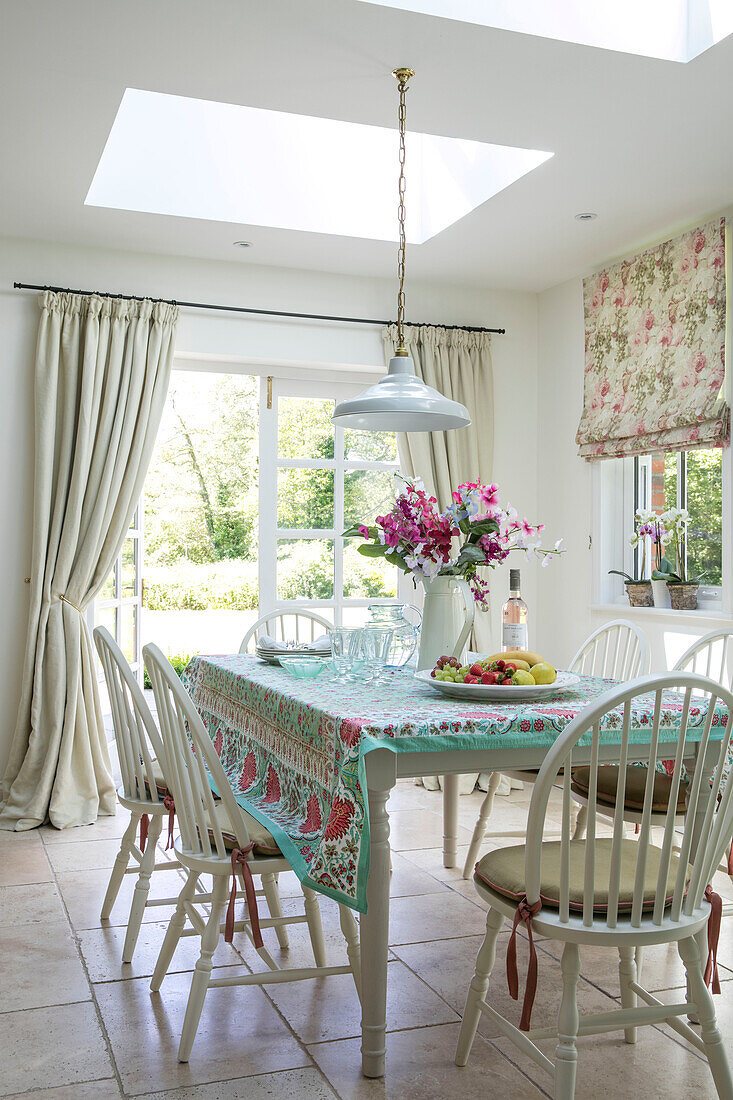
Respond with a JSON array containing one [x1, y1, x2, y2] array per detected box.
[[632, 448, 723, 590], [259, 376, 403, 626], [93, 368, 406, 668]]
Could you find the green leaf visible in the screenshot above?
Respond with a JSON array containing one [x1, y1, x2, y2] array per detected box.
[[457, 545, 488, 565], [608, 569, 635, 584], [356, 543, 389, 559]]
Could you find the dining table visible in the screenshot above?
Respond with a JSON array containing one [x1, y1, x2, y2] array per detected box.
[[182, 654, 729, 1079]]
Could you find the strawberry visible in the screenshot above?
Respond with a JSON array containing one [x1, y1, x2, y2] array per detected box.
[[469, 663, 484, 676], [480, 672, 492, 684], [486, 671, 499, 684], [495, 660, 506, 671], [503, 662, 517, 673], [464, 674, 479, 684]]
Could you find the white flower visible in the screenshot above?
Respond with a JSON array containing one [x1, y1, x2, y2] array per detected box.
[[554, 538, 565, 552]]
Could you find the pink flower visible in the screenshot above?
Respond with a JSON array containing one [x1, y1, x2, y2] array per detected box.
[[600, 378, 610, 397], [691, 351, 706, 374], [357, 525, 370, 538], [642, 309, 655, 331], [691, 229, 706, 254]]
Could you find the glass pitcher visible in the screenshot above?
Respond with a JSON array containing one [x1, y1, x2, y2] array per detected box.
[[365, 603, 421, 668]]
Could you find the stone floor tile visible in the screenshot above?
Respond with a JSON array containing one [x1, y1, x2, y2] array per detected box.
[[38, 811, 132, 845], [0, 842, 53, 888], [385, 890, 489, 946], [56, 865, 185, 930], [386, 808, 474, 853], [0, 921, 90, 1012], [95, 972, 310, 1095], [0, 1003, 113, 1097], [136, 1068, 335, 1099], [46, 838, 147, 873], [4, 1081, 121, 1099], [266, 958, 457, 1045], [494, 1022, 721, 1099], [78, 921, 243, 984], [308, 1022, 546, 1099], [0, 882, 66, 924]]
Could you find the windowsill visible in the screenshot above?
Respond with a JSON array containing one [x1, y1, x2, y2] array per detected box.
[[591, 602, 733, 623]]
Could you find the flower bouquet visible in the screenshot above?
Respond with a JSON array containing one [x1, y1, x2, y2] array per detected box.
[[344, 476, 563, 609]]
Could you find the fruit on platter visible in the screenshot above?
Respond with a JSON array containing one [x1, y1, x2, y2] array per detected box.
[[430, 652, 557, 686], [483, 649, 545, 668]]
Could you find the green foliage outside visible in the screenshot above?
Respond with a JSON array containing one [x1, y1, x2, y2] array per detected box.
[[143, 652, 191, 690], [144, 376, 399, 610], [663, 449, 722, 585]]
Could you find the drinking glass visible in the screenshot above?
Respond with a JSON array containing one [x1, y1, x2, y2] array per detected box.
[[329, 626, 363, 681], [360, 626, 394, 684]]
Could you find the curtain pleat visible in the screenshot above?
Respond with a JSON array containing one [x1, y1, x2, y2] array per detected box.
[[1, 292, 178, 831]]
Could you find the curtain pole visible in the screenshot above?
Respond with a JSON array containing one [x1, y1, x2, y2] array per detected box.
[[12, 282, 505, 335]]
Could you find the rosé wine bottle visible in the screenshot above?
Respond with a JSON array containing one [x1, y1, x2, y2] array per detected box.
[[502, 568, 528, 651]]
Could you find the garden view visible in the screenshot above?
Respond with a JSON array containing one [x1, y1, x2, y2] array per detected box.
[[142, 371, 400, 657]]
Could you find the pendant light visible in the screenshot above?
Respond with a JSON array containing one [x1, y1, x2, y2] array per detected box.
[[332, 69, 471, 433]]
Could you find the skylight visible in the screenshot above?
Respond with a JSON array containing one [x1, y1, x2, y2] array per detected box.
[[85, 89, 552, 244], [356, 0, 733, 62]]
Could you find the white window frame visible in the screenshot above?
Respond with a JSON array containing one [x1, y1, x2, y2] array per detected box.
[[90, 506, 144, 682], [258, 374, 410, 624], [595, 443, 732, 614]]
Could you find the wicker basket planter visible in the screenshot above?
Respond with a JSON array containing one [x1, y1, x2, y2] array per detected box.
[[668, 584, 699, 611], [625, 581, 653, 607]]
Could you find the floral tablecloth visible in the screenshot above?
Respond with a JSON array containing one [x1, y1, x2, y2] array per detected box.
[[182, 656, 729, 912]]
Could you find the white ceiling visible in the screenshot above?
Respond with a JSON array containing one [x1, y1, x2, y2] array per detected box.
[[1, 0, 732, 292]]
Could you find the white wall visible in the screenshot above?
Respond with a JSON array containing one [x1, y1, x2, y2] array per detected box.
[[0, 234, 538, 772], [534, 275, 733, 671]]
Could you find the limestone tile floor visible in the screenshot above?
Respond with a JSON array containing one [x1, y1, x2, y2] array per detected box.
[[2, 780, 733, 1098]]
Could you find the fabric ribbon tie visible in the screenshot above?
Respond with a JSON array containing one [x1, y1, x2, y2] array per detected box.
[[704, 884, 723, 995], [139, 814, 149, 853], [506, 896, 542, 1031], [225, 844, 262, 948], [163, 794, 175, 850]]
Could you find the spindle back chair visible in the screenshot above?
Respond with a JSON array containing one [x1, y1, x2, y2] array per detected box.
[[239, 609, 332, 654], [94, 626, 182, 962], [456, 672, 733, 1099], [462, 620, 651, 878], [143, 643, 361, 1063]]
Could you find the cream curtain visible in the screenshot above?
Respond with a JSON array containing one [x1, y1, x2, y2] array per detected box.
[[0, 292, 178, 831], [382, 323, 494, 652]]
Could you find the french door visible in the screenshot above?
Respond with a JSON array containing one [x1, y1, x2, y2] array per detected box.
[[91, 506, 144, 681], [258, 375, 409, 625]]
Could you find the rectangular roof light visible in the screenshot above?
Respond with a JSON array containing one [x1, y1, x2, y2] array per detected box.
[[86, 89, 552, 244], [356, 0, 733, 63]]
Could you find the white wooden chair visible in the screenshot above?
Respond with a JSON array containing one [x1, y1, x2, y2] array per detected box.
[[94, 626, 184, 962], [456, 671, 733, 1099], [143, 642, 361, 1063], [572, 630, 733, 873], [239, 608, 332, 654], [462, 620, 651, 878]]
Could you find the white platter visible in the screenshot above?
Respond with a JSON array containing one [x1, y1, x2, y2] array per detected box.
[[415, 668, 580, 702]]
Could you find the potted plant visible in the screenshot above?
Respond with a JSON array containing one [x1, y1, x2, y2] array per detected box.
[[652, 507, 705, 610], [636, 510, 672, 608], [609, 512, 655, 606]]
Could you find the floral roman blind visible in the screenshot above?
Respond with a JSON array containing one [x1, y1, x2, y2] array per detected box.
[[576, 219, 729, 460]]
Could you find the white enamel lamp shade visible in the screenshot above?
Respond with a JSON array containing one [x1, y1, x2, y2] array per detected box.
[[331, 354, 471, 432]]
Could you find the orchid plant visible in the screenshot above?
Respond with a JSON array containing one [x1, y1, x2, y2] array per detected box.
[[652, 507, 706, 586], [343, 476, 564, 609], [610, 508, 669, 585]]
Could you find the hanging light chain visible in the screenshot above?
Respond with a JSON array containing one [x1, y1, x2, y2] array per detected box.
[[393, 68, 414, 353]]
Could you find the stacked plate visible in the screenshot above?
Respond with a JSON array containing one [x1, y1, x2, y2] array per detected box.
[[255, 634, 332, 666]]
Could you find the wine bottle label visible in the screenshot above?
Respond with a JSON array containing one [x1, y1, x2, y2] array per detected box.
[[502, 622, 528, 649]]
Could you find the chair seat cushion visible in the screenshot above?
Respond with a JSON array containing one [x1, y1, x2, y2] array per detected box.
[[571, 765, 689, 813], [210, 801, 281, 857], [137, 759, 170, 801], [474, 838, 683, 913]]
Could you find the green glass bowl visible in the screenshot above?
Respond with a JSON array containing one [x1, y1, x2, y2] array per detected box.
[[278, 655, 329, 679]]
